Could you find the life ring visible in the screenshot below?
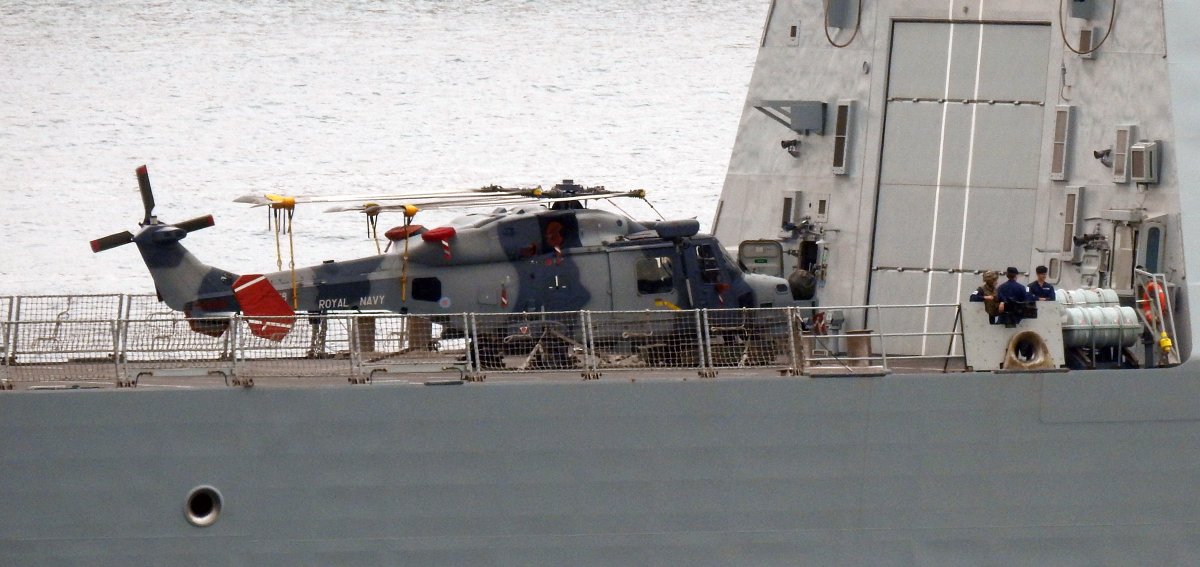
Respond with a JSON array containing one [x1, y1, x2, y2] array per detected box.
[[811, 311, 829, 335], [1003, 330, 1055, 370], [1140, 282, 1168, 324], [384, 224, 424, 241]]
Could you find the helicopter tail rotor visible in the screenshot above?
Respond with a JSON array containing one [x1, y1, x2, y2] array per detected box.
[[89, 230, 135, 253], [173, 214, 216, 233], [137, 165, 155, 225], [90, 166, 217, 254]]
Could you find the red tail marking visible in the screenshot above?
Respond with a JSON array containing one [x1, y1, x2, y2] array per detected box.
[[232, 274, 295, 341]]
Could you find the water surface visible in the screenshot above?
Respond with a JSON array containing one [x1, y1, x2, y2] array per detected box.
[[0, 0, 764, 294]]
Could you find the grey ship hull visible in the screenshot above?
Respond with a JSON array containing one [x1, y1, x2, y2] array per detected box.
[[5, 0, 1200, 564], [4, 367, 1200, 565]]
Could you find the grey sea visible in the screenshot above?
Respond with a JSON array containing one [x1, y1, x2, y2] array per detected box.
[[0, 0, 763, 295]]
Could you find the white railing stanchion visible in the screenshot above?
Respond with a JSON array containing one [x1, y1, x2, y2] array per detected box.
[[699, 309, 719, 378], [231, 314, 243, 382], [348, 314, 364, 382], [0, 321, 8, 385], [581, 311, 600, 380], [107, 319, 119, 384], [467, 313, 483, 380], [875, 304, 888, 370], [118, 294, 132, 383], [786, 307, 801, 375]]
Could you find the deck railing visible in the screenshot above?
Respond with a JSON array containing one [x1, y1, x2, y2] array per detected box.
[[0, 294, 968, 386]]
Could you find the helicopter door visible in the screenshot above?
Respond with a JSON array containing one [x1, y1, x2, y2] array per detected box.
[[1136, 218, 1168, 275], [686, 243, 728, 309]]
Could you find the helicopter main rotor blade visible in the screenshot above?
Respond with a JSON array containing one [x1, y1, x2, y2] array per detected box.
[[323, 191, 648, 214], [322, 194, 537, 213], [234, 186, 545, 207]]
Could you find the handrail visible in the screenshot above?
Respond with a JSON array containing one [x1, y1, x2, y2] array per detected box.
[[0, 294, 979, 385], [1134, 269, 1180, 366]]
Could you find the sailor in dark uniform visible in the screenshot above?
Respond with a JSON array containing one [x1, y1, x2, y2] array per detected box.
[[998, 266, 1033, 327], [1027, 265, 1055, 301]]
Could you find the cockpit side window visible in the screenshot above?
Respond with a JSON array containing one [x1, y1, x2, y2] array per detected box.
[[636, 257, 674, 295]]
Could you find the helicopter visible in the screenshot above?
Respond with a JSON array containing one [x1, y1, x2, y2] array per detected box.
[[91, 166, 801, 365]]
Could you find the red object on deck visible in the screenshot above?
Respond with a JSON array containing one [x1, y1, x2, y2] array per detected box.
[[420, 226, 456, 242], [384, 224, 424, 241], [421, 226, 457, 260], [232, 274, 295, 341]]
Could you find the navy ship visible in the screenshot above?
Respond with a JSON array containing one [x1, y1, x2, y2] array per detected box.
[[3, 1, 1200, 564]]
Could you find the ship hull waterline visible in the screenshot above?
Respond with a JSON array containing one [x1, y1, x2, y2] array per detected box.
[[2, 366, 1199, 565]]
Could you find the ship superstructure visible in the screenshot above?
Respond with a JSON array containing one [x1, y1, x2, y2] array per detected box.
[[715, 0, 1189, 361]]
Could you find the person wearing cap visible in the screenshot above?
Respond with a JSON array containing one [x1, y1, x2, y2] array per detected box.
[[1028, 265, 1055, 301], [997, 266, 1034, 327], [970, 270, 1002, 323], [997, 267, 1031, 304]]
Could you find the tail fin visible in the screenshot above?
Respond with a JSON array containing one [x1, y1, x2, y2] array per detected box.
[[232, 275, 296, 341], [133, 229, 239, 314]]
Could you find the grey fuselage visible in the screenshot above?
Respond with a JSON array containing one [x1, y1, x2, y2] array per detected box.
[[140, 205, 793, 323]]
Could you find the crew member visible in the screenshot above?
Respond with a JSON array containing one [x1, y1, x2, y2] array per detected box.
[[998, 266, 1033, 327], [969, 270, 1001, 324], [1028, 265, 1055, 301]]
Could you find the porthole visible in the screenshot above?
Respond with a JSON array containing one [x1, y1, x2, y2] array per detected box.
[[185, 485, 222, 527]]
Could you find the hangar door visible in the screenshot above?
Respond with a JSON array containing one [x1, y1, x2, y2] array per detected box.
[[869, 21, 1050, 355]]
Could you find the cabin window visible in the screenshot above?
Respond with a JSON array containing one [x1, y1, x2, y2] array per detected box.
[[411, 277, 442, 302], [1145, 226, 1163, 274], [636, 257, 674, 295]]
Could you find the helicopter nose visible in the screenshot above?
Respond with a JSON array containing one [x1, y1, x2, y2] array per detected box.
[[742, 273, 796, 307]]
